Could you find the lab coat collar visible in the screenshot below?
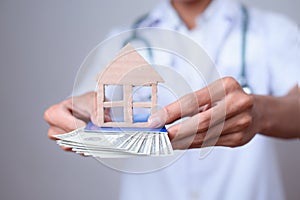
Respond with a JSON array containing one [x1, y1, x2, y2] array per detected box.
[[141, 0, 242, 63], [146, 0, 241, 31], [198, 0, 240, 24], [147, 1, 182, 30]]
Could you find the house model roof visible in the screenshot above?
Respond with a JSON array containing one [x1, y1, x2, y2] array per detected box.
[[97, 43, 164, 85]]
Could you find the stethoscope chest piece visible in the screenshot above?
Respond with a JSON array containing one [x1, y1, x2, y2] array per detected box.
[[242, 85, 252, 94], [238, 76, 252, 94]]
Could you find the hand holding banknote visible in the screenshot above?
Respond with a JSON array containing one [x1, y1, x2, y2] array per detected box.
[[44, 92, 173, 157], [44, 92, 110, 146]]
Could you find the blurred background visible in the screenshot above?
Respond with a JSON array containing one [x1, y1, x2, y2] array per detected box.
[[0, 0, 299, 199]]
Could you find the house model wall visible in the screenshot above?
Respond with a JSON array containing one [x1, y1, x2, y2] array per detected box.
[[96, 43, 164, 127]]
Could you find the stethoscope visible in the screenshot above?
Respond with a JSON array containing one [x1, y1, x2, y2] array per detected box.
[[123, 4, 252, 94]]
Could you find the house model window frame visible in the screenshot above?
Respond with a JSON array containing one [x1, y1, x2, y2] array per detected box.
[[96, 44, 164, 128]]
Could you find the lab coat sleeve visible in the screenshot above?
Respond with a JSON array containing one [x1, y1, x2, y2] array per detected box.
[[266, 14, 300, 96]]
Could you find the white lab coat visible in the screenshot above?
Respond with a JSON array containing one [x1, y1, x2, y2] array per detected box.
[[73, 0, 299, 199], [115, 0, 300, 200]]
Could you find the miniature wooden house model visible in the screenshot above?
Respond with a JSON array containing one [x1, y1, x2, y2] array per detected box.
[[96, 44, 164, 127]]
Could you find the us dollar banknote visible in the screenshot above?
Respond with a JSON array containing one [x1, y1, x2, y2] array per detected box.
[[54, 126, 173, 158]]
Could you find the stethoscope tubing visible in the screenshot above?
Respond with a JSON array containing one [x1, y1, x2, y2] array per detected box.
[[123, 4, 252, 93]]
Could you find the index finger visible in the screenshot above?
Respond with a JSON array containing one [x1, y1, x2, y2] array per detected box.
[[148, 79, 226, 128], [44, 103, 86, 132]]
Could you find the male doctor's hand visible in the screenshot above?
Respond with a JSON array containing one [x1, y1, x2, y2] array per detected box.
[[148, 77, 300, 149], [148, 77, 257, 149], [44, 92, 111, 151]]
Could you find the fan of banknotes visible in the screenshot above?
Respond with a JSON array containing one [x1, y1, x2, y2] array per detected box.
[[54, 122, 173, 158]]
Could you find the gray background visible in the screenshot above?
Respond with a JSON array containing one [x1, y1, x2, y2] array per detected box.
[[0, 0, 299, 200]]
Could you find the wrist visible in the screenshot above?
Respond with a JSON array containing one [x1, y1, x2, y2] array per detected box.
[[251, 95, 273, 134], [253, 93, 300, 138]]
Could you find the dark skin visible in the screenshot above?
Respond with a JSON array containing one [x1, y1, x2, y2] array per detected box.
[[148, 78, 300, 149], [44, 0, 300, 151], [171, 0, 212, 29]]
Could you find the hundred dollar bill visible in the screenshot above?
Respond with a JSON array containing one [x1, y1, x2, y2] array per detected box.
[[160, 132, 173, 155], [57, 141, 126, 152], [54, 126, 173, 157], [127, 134, 147, 154], [77, 149, 139, 158], [138, 133, 153, 155], [54, 128, 136, 150]]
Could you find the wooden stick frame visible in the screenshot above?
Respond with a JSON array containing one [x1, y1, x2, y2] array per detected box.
[[95, 43, 164, 128]]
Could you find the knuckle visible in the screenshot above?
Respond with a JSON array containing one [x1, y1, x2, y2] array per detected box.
[[43, 110, 50, 122], [164, 105, 173, 119], [223, 77, 234, 84], [238, 114, 252, 128], [246, 95, 254, 108], [44, 104, 59, 122], [244, 114, 252, 126], [241, 94, 254, 108], [223, 77, 240, 92], [198, 114, 210, 132], [233, 133, 244, 146], [186, 95, 198, 112], [168, 126, 178, 141], [194, 133, 205, 146], [236, 94, 253, 110]]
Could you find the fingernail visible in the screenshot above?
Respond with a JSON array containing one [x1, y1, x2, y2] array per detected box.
[[148, 115, 163, 128]]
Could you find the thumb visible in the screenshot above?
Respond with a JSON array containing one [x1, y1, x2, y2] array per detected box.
[[148, 108, 167, 128], [104, 108, 112, 122]]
